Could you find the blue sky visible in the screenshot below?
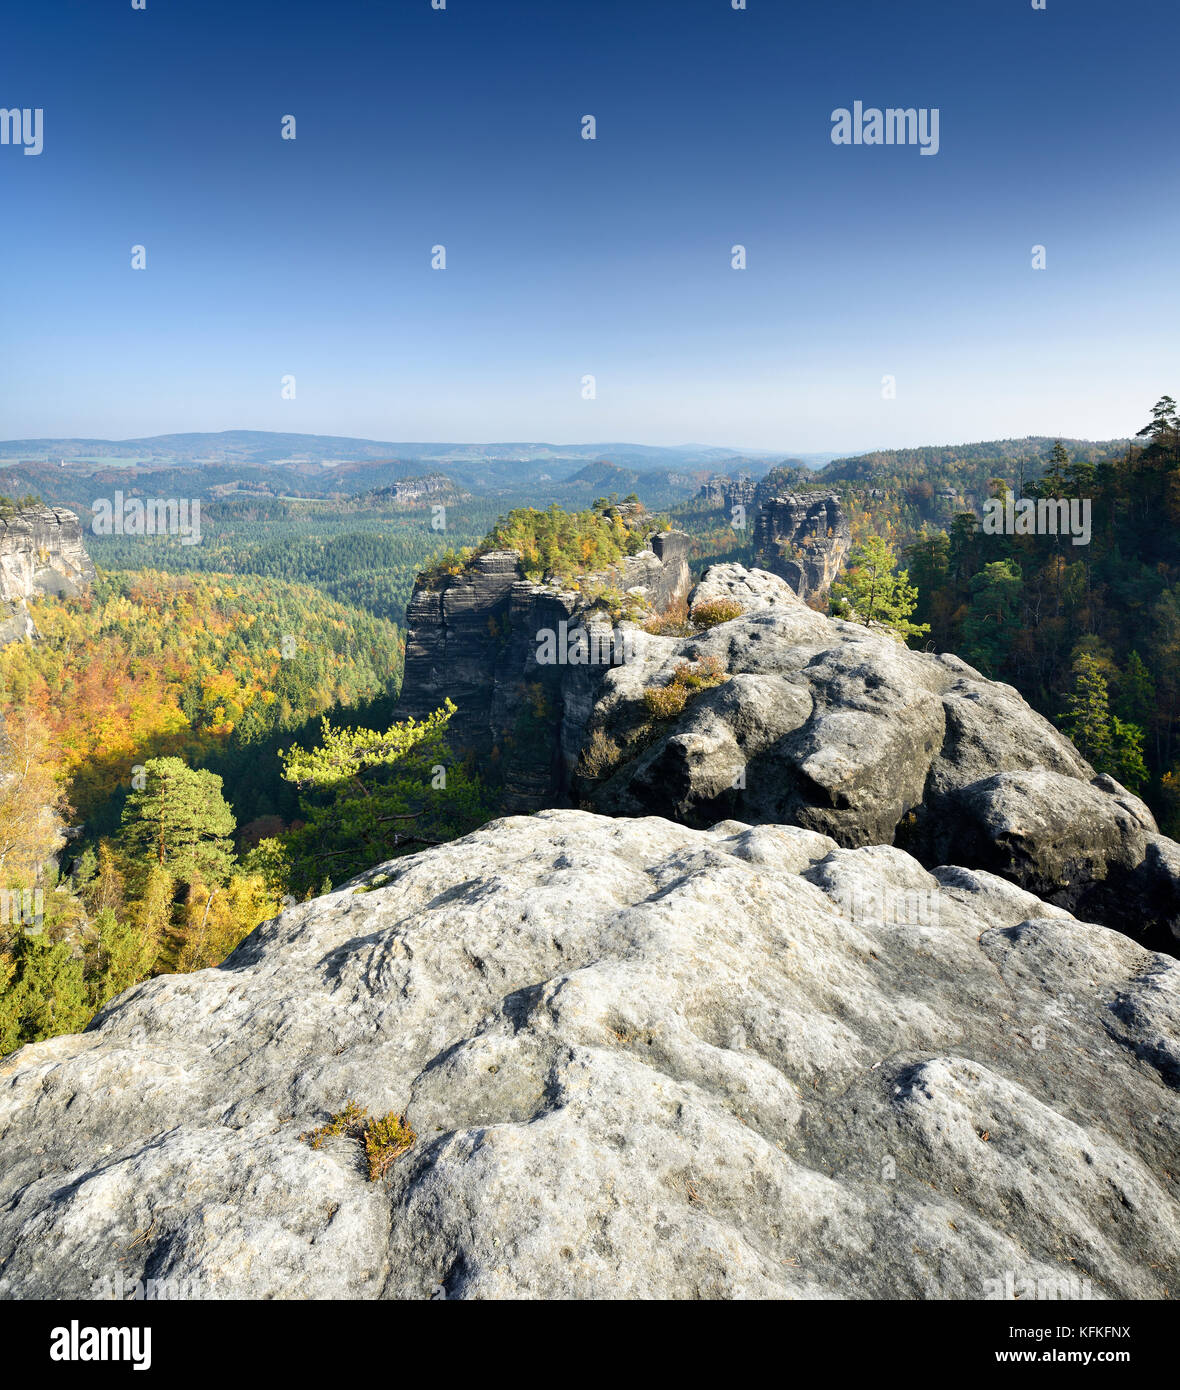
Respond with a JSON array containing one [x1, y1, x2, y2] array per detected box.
[[1, 0, 1176, 452]]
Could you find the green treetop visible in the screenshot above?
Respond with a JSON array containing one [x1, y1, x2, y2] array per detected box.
[[119, 757, 237, 886], [830, 535, 930, 642]]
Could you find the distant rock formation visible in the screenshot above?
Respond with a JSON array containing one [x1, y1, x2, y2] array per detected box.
[[399, 531, 691, 811], [697, 474, 758, 510], [370, 474, 471, 505], [0, 505, 95, 644], [583, 564, 1180, 952], [752, 491, 851, 601], [696, 480, 851, 602], [1, 808, 1176, 1298]]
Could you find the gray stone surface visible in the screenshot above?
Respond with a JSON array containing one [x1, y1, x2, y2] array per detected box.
[[400, 531, 691, 812], [585, 564, 1180, 948], [752, 492, 851, 601], [0, 810, 1176, 1299], [0, 505, 95, 645]]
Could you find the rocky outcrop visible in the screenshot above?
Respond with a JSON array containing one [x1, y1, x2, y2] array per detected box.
[[583, 565, 1180, 951], [373, 474, 471, 505], [0, 505, 95, 644], [697, 475, 758, 510], [400, 532, 691, 811], [752, 492, 851, 601], [1, 809, 1176, 1299], [697, 483, 852, 602]]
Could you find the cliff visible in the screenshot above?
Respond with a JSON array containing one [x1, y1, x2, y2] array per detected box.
[[752, 491, 851, 600], [697, 474, 757, 510], [400, 531, 691, 811], [0, 505, 96, 644], [1, 808, 1175, 1298], [371, 474, 471, 505], [696, 481, 852, 601]]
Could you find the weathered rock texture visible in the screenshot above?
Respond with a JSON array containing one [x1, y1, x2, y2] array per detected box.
[[376, 474, 471, 505], [697, 475, 758, 511], [0, 506, 95, 644], [1, 810, 1176, 1299], [584, 565, 1180, 951], [697, 481, 852, 601], [752, 492, 851, 601], [400, 532, 691, 811]]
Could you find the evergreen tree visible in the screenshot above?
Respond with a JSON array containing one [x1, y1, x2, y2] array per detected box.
[[1060, 653, 1148, 790], [961, 559, 1023, 677], [255, 700, 490, 896], [89, 907, 157, 1013], [830, 536, 929, 641], [1109, 717, 1149, 792], [1, 934, 90, 1049], [1061, 653, 1114, 765], [1117, 650, 1156, 730], [119, 757, 236, 886]]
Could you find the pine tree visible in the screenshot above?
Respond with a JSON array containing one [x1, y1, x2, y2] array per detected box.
[[961, 559, 1023, 677], [1117, 650, 1156, 730], [89, 907, 157, 1013], [1061, 653, 1113, 766], [1109, 717, 1149, 792], [830, 535, 929, 641], [257, 700, 490, 895], [2, 935, 90, 1049], [119, 757, 236, 887]]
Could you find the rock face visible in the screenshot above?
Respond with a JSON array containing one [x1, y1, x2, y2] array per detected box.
[[697, 475, 758, 511], [0, 505, 95, 644], [1, 810, 1176, 1299], [374, 474, 471, 505], [697, 482, 852, 602], [752, 492, 851, 601], [584, 565, 1180, 951], [400, 532, 691, 811]]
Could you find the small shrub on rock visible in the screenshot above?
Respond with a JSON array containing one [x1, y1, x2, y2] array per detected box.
[[691, 598, 745, 628], [364, 1112, 417, 1180], [642, 654, 728, 720], [301, 1101, 416, 1181], [643, 596, 693, 636], [580, 726, 624, 779]]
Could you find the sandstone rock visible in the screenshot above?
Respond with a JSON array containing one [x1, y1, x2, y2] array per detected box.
[[585, 565, 1180, 949], [918, 770, 1180, 944], [695, 485, 852, 603], [0, 505, 95, 645], [0, 811, 1175, 1299], [400, 532, 691, 812], [696, 475, 757, 511], [753, 492, 851, 601]]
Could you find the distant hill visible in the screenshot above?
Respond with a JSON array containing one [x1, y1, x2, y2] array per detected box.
[[0, 431, 759, 473], [822, 436, 1130, 481]]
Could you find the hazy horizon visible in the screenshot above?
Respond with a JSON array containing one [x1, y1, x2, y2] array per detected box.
[[0, 423, 1137, 465]]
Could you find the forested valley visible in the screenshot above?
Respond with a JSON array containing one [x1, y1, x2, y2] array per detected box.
[[4, 403, 1178, 1053]]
